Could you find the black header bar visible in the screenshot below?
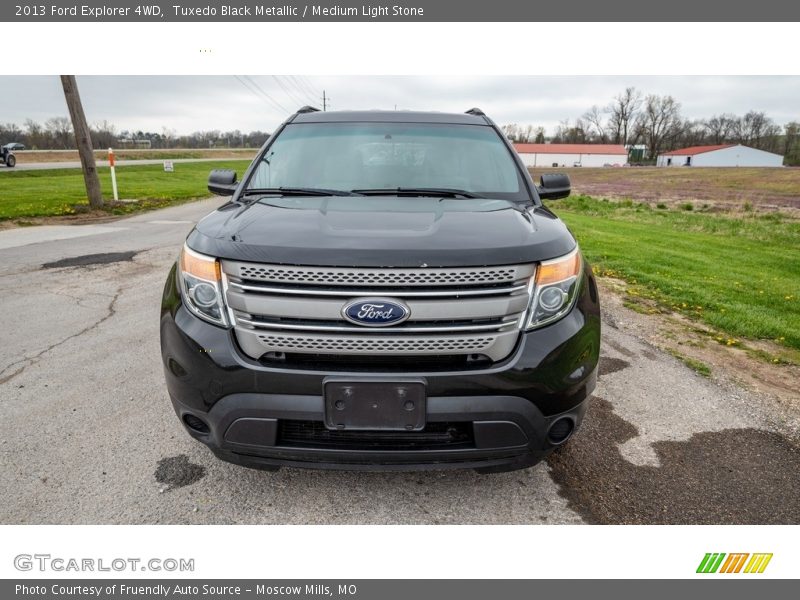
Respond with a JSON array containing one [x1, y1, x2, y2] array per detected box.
[[4, 0, 800, 22]]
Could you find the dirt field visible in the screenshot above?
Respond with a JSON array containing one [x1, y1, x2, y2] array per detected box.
[[529, 166, 800, 212], [11, 148, 258, 164]]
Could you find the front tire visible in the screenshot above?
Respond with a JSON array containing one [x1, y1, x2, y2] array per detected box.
[[5, 155, 15, 168]]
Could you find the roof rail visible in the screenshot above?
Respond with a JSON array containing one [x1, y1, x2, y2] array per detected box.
[[297, 105, 321, 114], [465, 107, 485, 116]]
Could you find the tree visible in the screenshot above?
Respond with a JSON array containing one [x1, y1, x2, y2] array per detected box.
[[635, 94, 684, 159], [61, 75, 103, 209], [91, 119, 118, 149], [24, 119, 46, 149], [703, 113, 737, 144], [583, 105, 608, 143], [784, 121, 800, 165], [45, 116, 73, 149], [606, 87, 642, 145], [501, 123, 520, 142], [0, 122, 23, 141], [553, 119, 587, 144]]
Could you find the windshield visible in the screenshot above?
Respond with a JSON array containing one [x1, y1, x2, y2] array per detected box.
[[246, 122, 529, 201]]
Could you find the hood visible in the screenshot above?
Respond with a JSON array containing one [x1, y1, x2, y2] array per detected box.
[[186, 196, 576, 267]]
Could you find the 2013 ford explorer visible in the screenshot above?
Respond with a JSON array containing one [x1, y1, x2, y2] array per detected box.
[[160, 107, 600, 473]]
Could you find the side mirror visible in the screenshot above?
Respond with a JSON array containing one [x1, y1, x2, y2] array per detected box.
[[208, 169, 238, 196], [537, 173, 571, 200]]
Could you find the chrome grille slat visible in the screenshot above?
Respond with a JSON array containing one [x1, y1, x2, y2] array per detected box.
[[222, 260, 535, 362], [226, 261, 533, 287], [255, 334, 497, 354], [228, 280, 529, 298], [236, 314, 521, 333]]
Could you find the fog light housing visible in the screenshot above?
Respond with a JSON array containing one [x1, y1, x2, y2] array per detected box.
[[547, 417, 574, 444], [183, 413, 210, 434]]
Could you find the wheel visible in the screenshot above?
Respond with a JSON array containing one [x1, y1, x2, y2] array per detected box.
[[5, 155, 15, 167]]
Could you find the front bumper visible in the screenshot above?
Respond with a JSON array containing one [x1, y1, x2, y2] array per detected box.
[[160, 262, 600, 472]]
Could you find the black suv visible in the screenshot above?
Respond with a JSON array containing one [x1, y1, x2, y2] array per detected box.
[[160, 108, 600, 473]]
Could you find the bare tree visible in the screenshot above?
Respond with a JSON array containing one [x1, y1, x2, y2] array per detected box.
[[583, 105, 608, 143], [606, 87, 642, 145], [703, 113, 737, 144], [91, 119, 118, 149], [635, 94, 684, 159], [45, 116, 73, 149], [682, 120, 708, 147], [553, 119, 587, 144], [522, 124, 534, 143], [501, 123, 520, 142], [0, 122, 23, 141]]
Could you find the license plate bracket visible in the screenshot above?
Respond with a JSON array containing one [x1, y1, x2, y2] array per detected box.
[[323, 378, 427, 432]]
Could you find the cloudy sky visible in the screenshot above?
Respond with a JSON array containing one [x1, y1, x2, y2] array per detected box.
[[2, 75, 798, 135]]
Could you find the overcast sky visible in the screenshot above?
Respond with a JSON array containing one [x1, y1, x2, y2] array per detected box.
[[2, 76, 798, 135]]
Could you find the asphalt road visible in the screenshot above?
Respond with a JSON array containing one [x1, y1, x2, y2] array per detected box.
[[1, 199, 798, 524], [0, 158, 228, 172]]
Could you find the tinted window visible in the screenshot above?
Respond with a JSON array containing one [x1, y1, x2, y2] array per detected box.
[[247, 122, 529, 200]]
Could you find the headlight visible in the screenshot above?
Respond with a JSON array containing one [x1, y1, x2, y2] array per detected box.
[[178, 245, 230, 327], [525, 247, 583, 330]]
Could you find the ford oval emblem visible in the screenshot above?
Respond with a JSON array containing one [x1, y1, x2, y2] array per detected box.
[[342, 298, 411, 327]]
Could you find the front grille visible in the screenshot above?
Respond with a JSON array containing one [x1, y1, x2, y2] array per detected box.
[[223, 260, 535, 363], [256, 333, 496, 354], [277, 420, 475, 450], [238, 264, 519, 286]]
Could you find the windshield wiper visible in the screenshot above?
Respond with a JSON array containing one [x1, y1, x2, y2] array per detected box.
[[351, 187, 484, 199], [241, 187, 356, 197]]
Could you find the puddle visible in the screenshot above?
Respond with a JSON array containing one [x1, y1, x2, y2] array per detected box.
[[155, 455, 206, 491], [598, 356, 630, 376], [42, 251, 139, 269], [547, 396, 800, 524]]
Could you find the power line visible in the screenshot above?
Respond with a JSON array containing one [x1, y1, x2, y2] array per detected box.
[[297, 75, 320, 99], [242, 76, 289, 113], [271, 75, 305, 109], [287, 75, 318, 105], [234, 75, 286, 113]]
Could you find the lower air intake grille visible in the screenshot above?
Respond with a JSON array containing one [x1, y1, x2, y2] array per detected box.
[[277, 420, 475, 450]]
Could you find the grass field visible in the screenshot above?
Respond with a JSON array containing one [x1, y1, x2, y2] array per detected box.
[[531, 167, 800, 211], [0, 160, 253, 219], [552, 195, 800, 353], [12, 148, 258, 163]]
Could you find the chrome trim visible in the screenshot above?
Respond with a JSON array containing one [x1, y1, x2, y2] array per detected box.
[[223, 261, 535, 287], [236, 315, 521, 333], [227, 280, 529, 298]]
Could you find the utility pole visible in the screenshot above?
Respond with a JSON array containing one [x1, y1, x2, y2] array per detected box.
[[321, 90, 329, 112], [60, 75, 103, 209]]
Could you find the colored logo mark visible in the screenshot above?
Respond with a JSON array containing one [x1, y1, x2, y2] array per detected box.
[[696, 553, 773, 574]]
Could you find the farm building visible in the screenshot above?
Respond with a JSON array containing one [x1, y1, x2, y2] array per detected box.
[[657, 144, 784, 167], [514, 143, 629, 168]]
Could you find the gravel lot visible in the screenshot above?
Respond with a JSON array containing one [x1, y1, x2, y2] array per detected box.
[[1, 199, 798, 524]]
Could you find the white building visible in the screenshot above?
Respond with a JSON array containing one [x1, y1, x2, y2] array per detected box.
[[514, 143, 628, 168], [657, 144, 784, 167]]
